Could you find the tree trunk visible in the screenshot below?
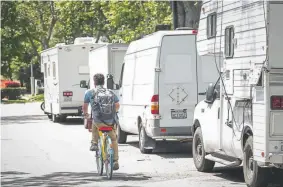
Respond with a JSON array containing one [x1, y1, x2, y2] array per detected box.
[[174, 1, 202, 29]]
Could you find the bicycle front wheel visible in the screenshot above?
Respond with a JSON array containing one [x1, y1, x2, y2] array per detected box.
[[105, 136, 114, 180], [96, 139, 103, 175]]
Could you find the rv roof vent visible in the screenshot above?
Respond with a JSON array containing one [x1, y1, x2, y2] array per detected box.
[[74, 37, 96, 45], [55, 43, 65, 47], [176, 27, 194, 30]]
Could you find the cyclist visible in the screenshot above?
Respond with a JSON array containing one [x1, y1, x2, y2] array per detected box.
[[83, 73, 120, 170]]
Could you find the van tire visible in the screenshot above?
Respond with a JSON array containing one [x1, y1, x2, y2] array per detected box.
[[59, 115, 67, 122], [117, 123, 127, 144], [52, 114, 60, 123], [47, 114, 52, 120], [193, 127, 215, 172], [243, 136, 270, 187], [139, 126, 153, 154]]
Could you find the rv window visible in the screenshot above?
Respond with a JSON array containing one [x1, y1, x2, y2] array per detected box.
[[48, 64, 50, 77], [52, 62, 56, 79], [119, 63, 125, 87], [207, 13, 217, 39], [225, 26, 234, 58], [44, 63, 47, 78]]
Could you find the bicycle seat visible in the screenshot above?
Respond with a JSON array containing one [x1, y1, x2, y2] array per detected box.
[[98, 126, 113, 132]]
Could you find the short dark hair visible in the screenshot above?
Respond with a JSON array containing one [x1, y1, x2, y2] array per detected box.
[[93, 73, 105, 86]]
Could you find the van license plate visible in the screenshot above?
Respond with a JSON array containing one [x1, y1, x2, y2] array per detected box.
[[64, 97, 72, 102], [171, 109, 187, 119]]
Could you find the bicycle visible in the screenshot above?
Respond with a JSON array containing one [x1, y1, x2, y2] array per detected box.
[[95, 125, 114, 180]]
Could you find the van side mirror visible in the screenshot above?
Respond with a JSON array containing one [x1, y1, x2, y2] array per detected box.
[[205, 83, 215, 104], [107, 74, 114, 90], [80, 80, 87, 88], [115, 84, 120, 90]]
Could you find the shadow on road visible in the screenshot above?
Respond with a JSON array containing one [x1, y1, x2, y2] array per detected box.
[[212, 166, 283, 187], [127, 140, 192, 159], [1, 171, 150, 187], [59, 118, 84, 125], [1, 115, 47, 125]]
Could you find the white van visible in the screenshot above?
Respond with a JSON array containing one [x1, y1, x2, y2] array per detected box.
[[117, 30, 220, 153]]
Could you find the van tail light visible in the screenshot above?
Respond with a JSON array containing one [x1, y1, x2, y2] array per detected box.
[[271, 96, 283, 110], [151, 95, 159, 114], [63, 91, 73, 96], [192, 30, 198, 34]]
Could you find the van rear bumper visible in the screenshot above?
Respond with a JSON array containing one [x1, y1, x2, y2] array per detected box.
[[145, 119, 193, 140]]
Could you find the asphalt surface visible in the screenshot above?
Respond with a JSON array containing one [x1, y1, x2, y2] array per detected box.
[[1, 102, 282, 187]]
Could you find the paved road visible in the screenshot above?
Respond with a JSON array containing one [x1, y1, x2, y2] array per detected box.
[[1, 103, 281, 187]]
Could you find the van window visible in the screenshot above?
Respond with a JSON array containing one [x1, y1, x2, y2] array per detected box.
[[119, 63, 125, 87], [44, 63, 47, 78], [52, 62, 56, 79], [207, 12, 217, 39], [225, 26, 234, 58]]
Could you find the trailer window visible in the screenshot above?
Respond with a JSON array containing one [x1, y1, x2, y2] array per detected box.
[[52, 62, 56, 79], [207, 12, 217, 39], [44, 63, 47, 78], [225, 26, 234, 58]]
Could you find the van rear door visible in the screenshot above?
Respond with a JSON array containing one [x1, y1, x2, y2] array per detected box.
[[158, 34, 197, 128]]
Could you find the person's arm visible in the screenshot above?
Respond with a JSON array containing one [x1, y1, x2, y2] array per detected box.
[[114, 94, 120, 112], [83, 91, 90, 117]]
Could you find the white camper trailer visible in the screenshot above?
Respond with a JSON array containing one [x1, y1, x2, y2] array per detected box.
[[192, 1, 283, 187], [81, 43, 129, 128], [41, 38, 104, 122], [117, 30, 221, 154]]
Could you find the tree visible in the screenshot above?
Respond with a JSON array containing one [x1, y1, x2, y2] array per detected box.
[[172, 1, 202, 29]]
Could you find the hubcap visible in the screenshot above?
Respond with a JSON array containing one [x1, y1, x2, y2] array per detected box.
[[195, 136, 203, 162]]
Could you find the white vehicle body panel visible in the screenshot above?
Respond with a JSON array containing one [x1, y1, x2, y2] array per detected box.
[[194, 0, 283, 166], [41, 43, 103, 116], [119, 30, 220, 139], [87, 44, 129, 115]]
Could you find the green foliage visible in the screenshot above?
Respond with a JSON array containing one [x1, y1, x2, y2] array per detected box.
[[1, 87, 26, 100], [1, 1, 172, 81]]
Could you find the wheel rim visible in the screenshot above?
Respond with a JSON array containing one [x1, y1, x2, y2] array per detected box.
[[194, 135, 203, 163], [245, 148, 254, 180]]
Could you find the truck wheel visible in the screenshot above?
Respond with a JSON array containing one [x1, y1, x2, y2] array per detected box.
[[52, 114, 59, 123], [243, 136, 269, 187], [117, 123, 127, 144], [139, 126, 153, 154], [193, 127, 215, 172]]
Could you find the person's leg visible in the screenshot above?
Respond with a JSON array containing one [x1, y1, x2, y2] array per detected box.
[[90, 123, 99, 151], [108, 125, 119, 170]]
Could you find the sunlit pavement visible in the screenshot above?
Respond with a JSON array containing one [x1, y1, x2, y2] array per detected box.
[[1, 103, 280, 187]]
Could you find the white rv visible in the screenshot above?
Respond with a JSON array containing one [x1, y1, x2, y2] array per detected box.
[[117, 30, 220, 154], [41, 38, 104, 122], [192, 1, 283, 187], [80, 43, 129, 128]]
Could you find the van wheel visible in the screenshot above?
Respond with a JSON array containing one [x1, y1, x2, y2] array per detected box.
[[59, 115, 67, 122], [47, 114, 52, 120], [243, 136, 270, 187], [193, 127, 215, 172], [52, 114, 59, 123], [139, 126, 153, 154], [117, 123, 127, 144]]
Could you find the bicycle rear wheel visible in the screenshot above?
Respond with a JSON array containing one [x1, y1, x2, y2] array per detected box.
[[96, 139, 103, 175], [105, 136, 114, 180]]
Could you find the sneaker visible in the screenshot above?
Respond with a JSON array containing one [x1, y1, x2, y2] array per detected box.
[[113, 161, 119, 170], [90, 143, 98, 151]]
